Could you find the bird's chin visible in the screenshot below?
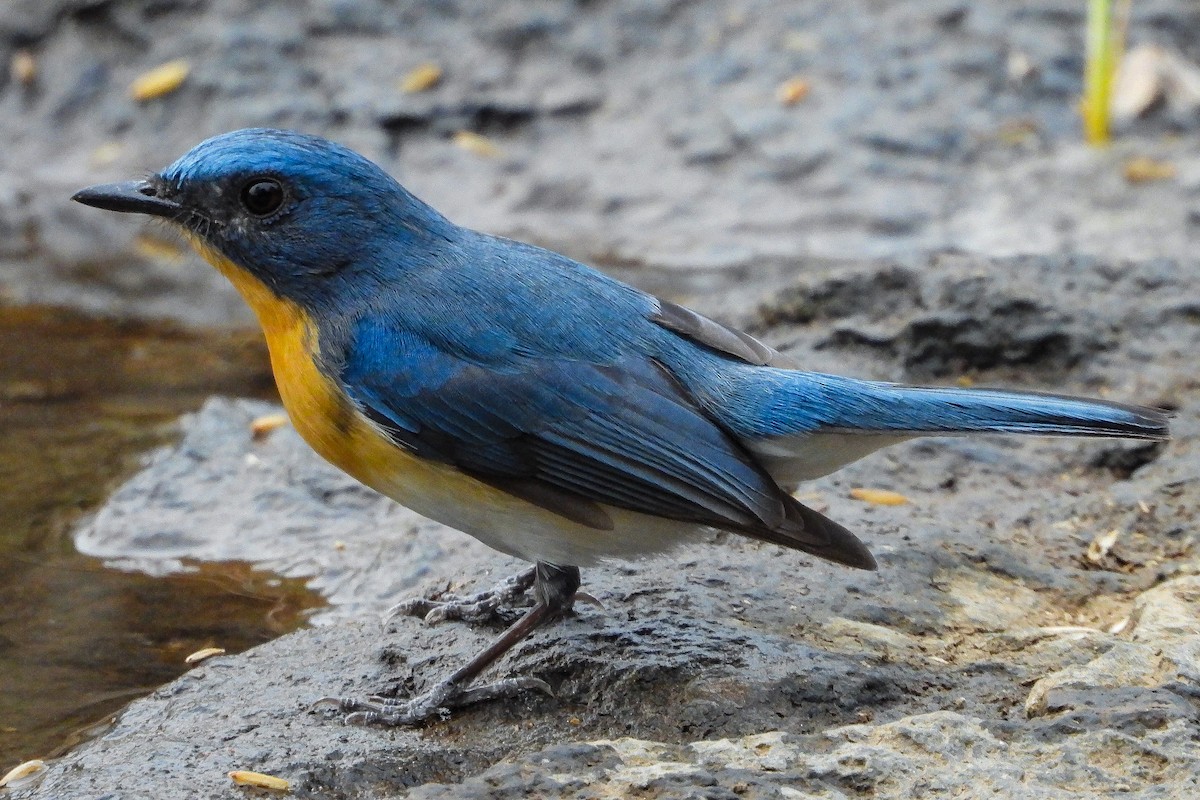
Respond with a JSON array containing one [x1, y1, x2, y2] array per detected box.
[[71, 179, 182, 219]]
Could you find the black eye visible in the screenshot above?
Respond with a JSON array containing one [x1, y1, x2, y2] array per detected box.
[[240, 178, 284, 216]]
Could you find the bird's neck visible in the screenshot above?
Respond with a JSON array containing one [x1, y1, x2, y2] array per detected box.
[[184, 234, 359, 457], [185, 236, 307, 336]]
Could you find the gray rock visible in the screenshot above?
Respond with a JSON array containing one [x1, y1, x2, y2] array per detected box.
[[5, 0, 1200, 322], [15, 260, 1199, 794]]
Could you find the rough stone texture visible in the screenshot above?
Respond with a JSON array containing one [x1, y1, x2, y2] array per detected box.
[[16, 248, 1200, 798], [5, 0, 1200, 798], [2, 0, 1200, 322], [400, 713, 1200, 799]]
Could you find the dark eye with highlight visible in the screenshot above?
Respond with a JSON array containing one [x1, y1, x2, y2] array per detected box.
[[240, 178, 284, 216]]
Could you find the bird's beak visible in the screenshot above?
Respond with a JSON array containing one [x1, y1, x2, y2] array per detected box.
[[71, 179, 181, 218]]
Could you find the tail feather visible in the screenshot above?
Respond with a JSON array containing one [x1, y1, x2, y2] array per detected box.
[[739, 376, 1170, 485], [759, 372, 1172, 441], [858, 385, 1171, 440]]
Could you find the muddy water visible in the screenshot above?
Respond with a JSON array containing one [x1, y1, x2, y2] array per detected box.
[[0, 306, 325, 764]]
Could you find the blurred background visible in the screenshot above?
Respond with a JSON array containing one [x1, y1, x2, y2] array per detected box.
[[1, 0, 1197, 769]]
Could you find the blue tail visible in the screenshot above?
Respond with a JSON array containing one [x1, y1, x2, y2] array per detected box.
[[857, 383, 1171, 439], [714, 370, 1171, 441], [796, 374, 1171, 441]]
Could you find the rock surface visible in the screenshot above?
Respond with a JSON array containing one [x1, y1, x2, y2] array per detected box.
[[3, 0, 1200, 322], [19, 248, 1200, 799], [4, 0, 1200, 798]]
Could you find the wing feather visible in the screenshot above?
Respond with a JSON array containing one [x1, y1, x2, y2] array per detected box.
[[337, 321, 874, 569]]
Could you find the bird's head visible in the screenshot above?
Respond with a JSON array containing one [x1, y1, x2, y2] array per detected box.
[[73, 128, 454, 310]]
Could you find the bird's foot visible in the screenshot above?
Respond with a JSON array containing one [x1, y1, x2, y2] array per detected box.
[[385, 565, 538, 626], [317, 675, 552, 727], [320, 564, 580, 727]]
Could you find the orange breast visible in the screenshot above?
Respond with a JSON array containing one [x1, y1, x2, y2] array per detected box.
[[187, 241, 378, 478], [182, 240, 671, 566], [185, 240, 488, 500]]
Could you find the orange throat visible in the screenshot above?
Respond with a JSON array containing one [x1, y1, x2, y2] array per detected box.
[[185, 238, 358, 469]]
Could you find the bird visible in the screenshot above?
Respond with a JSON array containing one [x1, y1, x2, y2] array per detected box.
[[73, 128, 1170, 726]]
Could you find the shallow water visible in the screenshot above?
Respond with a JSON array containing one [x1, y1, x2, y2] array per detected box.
[[0, 306, 325, 764]]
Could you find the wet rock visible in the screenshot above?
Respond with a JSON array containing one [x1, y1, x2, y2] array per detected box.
[[1027, 686, 1196, 737], [75, 397, 506, 621], [748, 253, 1186, 389], [895, 304, 1093, 377], [1025, 641, 1175, 718], [369, 711, 1200, 799]]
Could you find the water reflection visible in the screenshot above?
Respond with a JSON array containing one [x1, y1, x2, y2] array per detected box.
[[0, 306, 324, 764]]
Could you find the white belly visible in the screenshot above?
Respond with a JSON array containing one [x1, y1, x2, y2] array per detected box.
[[367, 457, 706, 567]]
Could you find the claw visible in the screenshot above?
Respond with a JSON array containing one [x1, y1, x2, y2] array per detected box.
[[329, 674, 550, 727], [330, 564, 575, 727], [382, 597, 436, 626], [382, 566, 538, 628], [310, 696, 348, 712], [572, 590, 605, 612]]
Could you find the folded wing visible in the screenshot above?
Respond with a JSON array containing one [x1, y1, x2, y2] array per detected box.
[[337, 321, 875, 569]]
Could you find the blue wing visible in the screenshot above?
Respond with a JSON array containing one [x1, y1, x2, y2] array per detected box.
[[335, 317, 875, 569]]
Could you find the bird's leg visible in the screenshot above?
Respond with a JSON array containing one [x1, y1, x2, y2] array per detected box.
[[387, 564, 538, 625], [324, 562, 580, 726]]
